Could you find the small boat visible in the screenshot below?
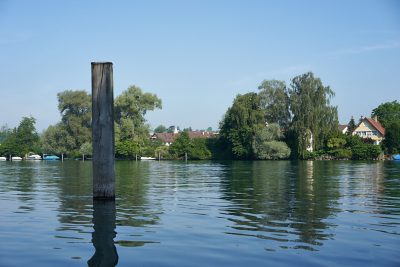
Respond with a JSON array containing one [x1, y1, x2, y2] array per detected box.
[[0, 156, 6, 161], [12, 156, 22, 161], [43, 155, 60, 160], [393, 154, 400, 161], [140, 156, 156, 160], [26, 154, 42, 160]]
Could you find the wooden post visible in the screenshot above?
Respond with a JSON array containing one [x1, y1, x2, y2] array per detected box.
[[61, 153, 64, 161], [185, 152, 187, 162], [92, 62, 115, 199]]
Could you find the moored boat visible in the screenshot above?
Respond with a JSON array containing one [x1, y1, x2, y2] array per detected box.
[[0, 156, 6, 161], [43, 155, 60, 160], [140, 156, 156, 160], [11, 156, 22, 161], [393, 154, 400, 161], [26, 154, 42, 160]]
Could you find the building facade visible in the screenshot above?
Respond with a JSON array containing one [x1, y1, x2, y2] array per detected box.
[[353, 116, 385, 145]]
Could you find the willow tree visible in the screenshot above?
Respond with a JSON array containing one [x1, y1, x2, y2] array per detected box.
[[289, 72, 338, 158]]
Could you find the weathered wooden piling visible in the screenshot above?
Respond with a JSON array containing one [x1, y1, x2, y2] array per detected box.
[[91, 62, 115, 199]]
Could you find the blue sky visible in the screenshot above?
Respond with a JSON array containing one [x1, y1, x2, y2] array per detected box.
[[0, 0, 399, 131]]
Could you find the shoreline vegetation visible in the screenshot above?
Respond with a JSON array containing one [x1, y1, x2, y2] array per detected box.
[[1, 72, 399, 161]]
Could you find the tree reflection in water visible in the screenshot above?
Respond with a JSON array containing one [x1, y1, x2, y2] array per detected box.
[[88, 200, 119, 267], [220, 161, 341, 251]]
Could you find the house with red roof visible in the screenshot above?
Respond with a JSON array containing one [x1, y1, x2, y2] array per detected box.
[[353, 116, 385, 145], [151, 132, 178, 146], [151, 131, 217, 146]]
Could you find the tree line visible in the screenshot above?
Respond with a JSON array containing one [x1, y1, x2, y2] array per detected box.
[[1, 72, 399, 160], [0, 85, 162, 159], [218, 72, 399, 160]]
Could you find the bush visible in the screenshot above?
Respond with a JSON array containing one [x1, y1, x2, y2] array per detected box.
[[189, 138, 212, 160], [115, 140, 140, 159], [303, 150, 326, 160], [254, 140, 291, 160], [351, 144, 381, 160], [329, 149, 352, 159]]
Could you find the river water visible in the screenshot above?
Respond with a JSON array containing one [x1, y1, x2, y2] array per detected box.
[[0, 160, 399, 266]]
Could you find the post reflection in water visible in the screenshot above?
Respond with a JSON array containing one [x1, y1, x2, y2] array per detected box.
[[88, 200, 119, 267]]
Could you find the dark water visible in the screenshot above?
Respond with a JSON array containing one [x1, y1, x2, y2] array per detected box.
[[0, 160, 399, 267]]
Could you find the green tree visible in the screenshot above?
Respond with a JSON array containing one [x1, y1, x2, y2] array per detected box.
[[252, 123, 290, 159], [16, 116, 40, 155], [79, 142, 92, 158], [57, 90, 92, 151], [347, 116, 356, 135], [258, 80, 291, 129], [0, 125, 11, 143], [0, 117, 39, 156], [188, 138, 212, 160], [154, 145, 170, 159], [219, 93, 265, 159], [371, 100, 400, 128], [326, 135, 352, 159], [169, 131, 191, 158], [115, 85, 162, 142], [289, 72, 338, 159], [41, 123, 74, 155], [115, 140, 141, 159], [383, 121, 400, 154], [154, 125, 167, 133], [327, 137, 347, 149], [0, 128, 18, 156]]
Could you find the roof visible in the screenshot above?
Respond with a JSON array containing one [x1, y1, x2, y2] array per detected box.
[[152, 131, 217, 143], [364, 117, 385, 136], [338, 124, 348, 132], [152, 133, 178, 143], [187, 131, 216, 139]]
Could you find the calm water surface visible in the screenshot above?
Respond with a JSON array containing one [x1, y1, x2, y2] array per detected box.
[[0, 160, 399, 266]]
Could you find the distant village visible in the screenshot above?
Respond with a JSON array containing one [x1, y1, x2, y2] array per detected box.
[[150, 125, 218, 147], [152, 115, 385, 149]]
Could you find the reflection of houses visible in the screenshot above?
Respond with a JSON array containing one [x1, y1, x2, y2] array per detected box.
[[151, 131, 217, 146], [353, 116, 385, 145]]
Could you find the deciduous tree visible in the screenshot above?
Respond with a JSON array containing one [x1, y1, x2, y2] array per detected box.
[[258, 80, 291, 129], [219, 93, 265, 159], [57, 90, 91, 151], [115, 85, 162, 142], [154, 125, 167, 133], [371, 100, 400, 128], [383, 121, 400, 154]]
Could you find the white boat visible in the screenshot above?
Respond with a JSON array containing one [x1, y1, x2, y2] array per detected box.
[[26, 154, 42, 160], [0, 156, 6, 161], [140, 156, 156, 160], [12, 156, 22, 161]]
